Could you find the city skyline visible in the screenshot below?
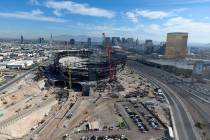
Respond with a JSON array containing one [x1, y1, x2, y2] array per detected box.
[[0, 0, 210, 43]]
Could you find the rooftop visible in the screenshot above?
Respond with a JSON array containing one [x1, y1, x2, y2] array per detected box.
[[148, 59, 194, 70]]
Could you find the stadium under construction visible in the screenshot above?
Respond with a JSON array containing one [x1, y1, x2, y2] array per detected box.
[[38, 48, 127, 95]]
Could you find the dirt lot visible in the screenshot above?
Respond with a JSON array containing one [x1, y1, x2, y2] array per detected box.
[[0, 77, 58, 139]]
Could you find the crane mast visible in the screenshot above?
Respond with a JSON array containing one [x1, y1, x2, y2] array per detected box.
[[102, 33, 114, 82]]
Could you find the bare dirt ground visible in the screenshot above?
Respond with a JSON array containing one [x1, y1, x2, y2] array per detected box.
[[0, 76, 58, 139], [0, 99, 57, 138]]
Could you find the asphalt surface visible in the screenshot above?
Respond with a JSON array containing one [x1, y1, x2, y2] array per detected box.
[[131, 60, 210, 124], [54, 101, 165, 140], [127, 60, 200, 140], [0, 66, 38, 92]]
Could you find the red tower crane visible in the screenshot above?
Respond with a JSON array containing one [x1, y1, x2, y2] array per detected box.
[[102, 33, 114, 82]]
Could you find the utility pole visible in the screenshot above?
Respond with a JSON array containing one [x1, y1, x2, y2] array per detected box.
[[49, 34, 53, 64]]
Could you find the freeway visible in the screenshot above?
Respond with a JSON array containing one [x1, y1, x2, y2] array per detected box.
[[142, 62, 210, 104], [0, 66, 38, 92], [130, 60, 210, 123], [127, 60, 201, 140], [0, 60, 50, 93]]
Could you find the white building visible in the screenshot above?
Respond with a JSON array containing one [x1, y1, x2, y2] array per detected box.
[[6, 60, 34, 69], [0, 56, 3, 61]]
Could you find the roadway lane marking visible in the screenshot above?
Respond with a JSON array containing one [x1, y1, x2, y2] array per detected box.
[[190, 97, 210, 123], [130, 68, 181, 140], [169, 93, 189, 140], [132, 66, 198, 140], [153, 78, 201, 140], [147, 76, 187, 140], [130, 61, 201, 140]]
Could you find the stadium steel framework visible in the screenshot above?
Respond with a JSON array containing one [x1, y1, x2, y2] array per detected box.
[[43, 48, 126, 90]]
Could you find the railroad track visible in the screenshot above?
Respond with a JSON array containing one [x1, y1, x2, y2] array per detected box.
[[31, 100, 73, 140], [127, 61, 201, 140], [131, 61, 210, 104]]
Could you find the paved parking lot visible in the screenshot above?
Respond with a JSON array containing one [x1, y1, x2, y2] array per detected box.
[[118, 101, 165, 139]]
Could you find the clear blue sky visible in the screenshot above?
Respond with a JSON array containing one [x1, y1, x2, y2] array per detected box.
[[0, 0, 210, 43]]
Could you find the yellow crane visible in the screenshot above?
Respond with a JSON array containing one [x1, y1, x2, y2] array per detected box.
[[65, 61, 72, 89], [67, 63, 72, 89]]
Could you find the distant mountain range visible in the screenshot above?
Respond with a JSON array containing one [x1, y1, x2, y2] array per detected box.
[[0, 35, 210, 48], [188, 43, 210, 48], [53, 35, 102, 42], [53, 35, 210, 47]]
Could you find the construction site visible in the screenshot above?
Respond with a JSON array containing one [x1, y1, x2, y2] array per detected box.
[[0, 34, 174, 140]]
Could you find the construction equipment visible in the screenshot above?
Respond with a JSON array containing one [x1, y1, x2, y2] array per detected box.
[[102, 33, 115, 82], [65, 40, 72, 89], [67, 63, 72, 89], [1, 97, 7, 104]]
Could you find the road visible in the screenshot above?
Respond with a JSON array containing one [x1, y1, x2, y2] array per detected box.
[[54, 101, 165, 140], [29, 100, 73, 140], [127, 60, 201, 140], [130, 60, 210, 123], [0, 66, 38, 92], [0, 96, 55, 130], [0, 60, 50, 93]]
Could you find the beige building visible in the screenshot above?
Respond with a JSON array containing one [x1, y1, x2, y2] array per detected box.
[[165, 32, 188, 59]]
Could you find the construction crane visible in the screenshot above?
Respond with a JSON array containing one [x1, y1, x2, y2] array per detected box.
[[64, 59, 72, 89], [65, 40, 72, 89], [67, 63, 72, 89], [102, 33, 115, 82]]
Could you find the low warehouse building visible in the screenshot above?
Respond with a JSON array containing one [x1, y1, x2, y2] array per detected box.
[[6, 60, 34, 69]]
